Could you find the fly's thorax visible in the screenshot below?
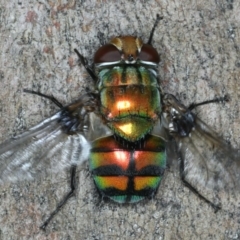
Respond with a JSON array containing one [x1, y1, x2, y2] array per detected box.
[[96, 65, 161, 142]]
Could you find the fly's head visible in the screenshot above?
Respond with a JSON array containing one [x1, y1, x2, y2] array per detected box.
[[94, 36, 160, 66]]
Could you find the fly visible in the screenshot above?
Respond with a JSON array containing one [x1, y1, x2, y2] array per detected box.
[[0, 15, 239, 230]]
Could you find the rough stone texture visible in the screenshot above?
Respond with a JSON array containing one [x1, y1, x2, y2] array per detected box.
[[0, 1, 240, 239]]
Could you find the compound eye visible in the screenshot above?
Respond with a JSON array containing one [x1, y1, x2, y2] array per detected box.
[[138, 44, 160, 63], [94, 44, 121, 63]]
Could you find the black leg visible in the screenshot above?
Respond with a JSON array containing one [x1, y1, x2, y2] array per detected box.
[[188, 95, 229, 111], [40, 165, 77, 230], [23, 89, 64, 109], [147, 14, 163, 45], [74, 49, 98, 81], [179, 154, 221, 212]]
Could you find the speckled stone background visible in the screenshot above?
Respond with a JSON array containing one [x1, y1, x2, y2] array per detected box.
[[0, 1, 240, 239]]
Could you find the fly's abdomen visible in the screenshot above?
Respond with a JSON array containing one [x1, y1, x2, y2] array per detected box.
[[98, 66, 161, 142], [89, 135, 166, 203]]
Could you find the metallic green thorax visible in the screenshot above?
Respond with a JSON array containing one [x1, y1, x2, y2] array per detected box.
[[97, 65, 161, 142]]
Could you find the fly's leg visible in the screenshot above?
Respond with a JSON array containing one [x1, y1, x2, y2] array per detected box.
[[163, 93, 229, 137], [23, 89, 64, 109], [147, 14, 163, 45], [163, 94, 227, 211], [24, 89, 97, 134], [179, 153, 221, 212], [74, 49, 98, 81], [40, 165, 77, 230], [188, 95, 229, 111], [166, 107, 221, 209], [23, 90, 95, 229], [180, 95, 228, 211]]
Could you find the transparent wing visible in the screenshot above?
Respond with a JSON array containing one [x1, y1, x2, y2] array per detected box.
[[0, 111, 91, 184], [163, 94, 240, 193], [178, 118, 240, 191]]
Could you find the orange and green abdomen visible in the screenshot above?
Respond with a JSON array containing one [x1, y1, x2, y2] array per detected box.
[[89, 135, 166, 203]]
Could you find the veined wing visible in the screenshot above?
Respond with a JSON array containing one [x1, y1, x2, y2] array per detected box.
[[0, 103, 92, 184], [162, 94, 240, 193], [178, 117, 240, 191]]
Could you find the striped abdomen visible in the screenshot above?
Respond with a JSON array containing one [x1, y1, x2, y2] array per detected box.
[[89, 135, 166, 203]]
